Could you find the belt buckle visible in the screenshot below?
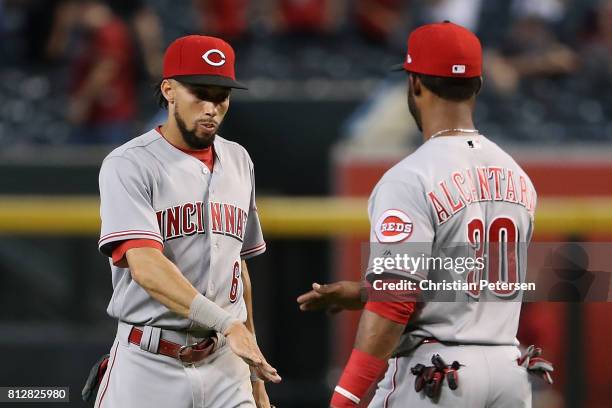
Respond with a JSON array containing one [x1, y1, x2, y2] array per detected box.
[[178, 342, 200, 364]]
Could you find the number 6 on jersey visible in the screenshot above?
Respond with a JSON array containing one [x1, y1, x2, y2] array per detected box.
[[229, 261, 241, 303]]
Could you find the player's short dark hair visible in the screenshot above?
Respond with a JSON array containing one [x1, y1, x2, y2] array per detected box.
[[155, 80, 168, 109], [414, 73, 482, 101]]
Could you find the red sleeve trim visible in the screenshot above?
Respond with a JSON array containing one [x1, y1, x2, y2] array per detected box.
[[240, 242, 266, 258], [111, 239, 163, 267], [365, 301, 415, 325], [99, 230, 162, 245]]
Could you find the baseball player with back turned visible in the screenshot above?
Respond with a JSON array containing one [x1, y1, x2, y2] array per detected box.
[[90, 35, 281, 408], [297, 22, 553, 407]]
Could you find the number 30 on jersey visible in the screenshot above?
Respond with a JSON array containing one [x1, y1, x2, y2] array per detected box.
[[466, 217, 519, 298]]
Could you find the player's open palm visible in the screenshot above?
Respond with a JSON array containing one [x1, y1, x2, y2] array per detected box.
[[225, 322, 281, 383]]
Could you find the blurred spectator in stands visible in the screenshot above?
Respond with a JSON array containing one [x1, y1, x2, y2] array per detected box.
[[192, 0, 250, 41], [48, 0, 163, 80], [262, 0, 344, 35], [580, 0, 612, 84], [48, 0, 136, 144], [107, 0, 164, 80], [354, 0, 408, 45], [45, 0, 79, 62], [485, 0, 579, 95], [420, 0, 483, 32]]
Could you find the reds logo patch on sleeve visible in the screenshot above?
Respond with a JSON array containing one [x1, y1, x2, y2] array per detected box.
[[375, 209, 414, 243]]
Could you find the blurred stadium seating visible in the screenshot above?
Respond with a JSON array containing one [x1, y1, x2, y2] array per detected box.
[[0, 0, 611, 145]]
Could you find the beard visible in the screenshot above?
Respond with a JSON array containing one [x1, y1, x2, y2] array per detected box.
[[408, 81, 423, 132], [174, 107, 216, 149]]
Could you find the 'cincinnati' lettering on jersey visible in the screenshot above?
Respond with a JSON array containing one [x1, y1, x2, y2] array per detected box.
[[427, 166, 536, 224], [156, 201, 248, 242]]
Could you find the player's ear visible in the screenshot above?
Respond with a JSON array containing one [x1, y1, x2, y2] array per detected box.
[[475, 76, 483, 95], [161, 79, 175, 105]]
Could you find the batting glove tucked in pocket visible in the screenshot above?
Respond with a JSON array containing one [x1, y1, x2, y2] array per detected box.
[[518, 344, 554, 385], [411, 354, 462, 401]]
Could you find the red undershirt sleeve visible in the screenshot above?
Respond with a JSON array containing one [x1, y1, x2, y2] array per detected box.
[[111, 239, 164, 268], [364, 300, 416, 325]]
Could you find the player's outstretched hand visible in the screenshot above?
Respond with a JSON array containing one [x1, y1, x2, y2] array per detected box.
[[224, 322, 281, 383], [297, 281, 364, 313]]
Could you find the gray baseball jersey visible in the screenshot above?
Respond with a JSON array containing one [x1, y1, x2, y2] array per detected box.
[[366, 134, 537, 407], [98, 129, 266, 330], [366, 134, 537, 352]]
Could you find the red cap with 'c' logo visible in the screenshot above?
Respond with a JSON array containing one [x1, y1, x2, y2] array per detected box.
[[392, 21, 482, 78], [163, 35, 247, 89]]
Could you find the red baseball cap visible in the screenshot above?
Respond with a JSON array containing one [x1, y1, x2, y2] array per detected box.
[[392, 21, 482, 78], [163, 35, 247, 89]]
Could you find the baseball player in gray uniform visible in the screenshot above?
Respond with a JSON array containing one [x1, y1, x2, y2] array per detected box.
[[297, 22, 553, 407], [89, 35, 281, 408]]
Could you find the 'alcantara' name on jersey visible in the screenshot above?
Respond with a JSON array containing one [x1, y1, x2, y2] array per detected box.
[[155, 201, 248, 242], [427, 166, 536, 224]]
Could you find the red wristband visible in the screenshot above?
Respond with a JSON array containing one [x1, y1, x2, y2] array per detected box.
[[331, 349, 388, 407]]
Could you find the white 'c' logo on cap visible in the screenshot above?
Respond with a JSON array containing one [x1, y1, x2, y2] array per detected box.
[[202, 49, 226, 67]]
